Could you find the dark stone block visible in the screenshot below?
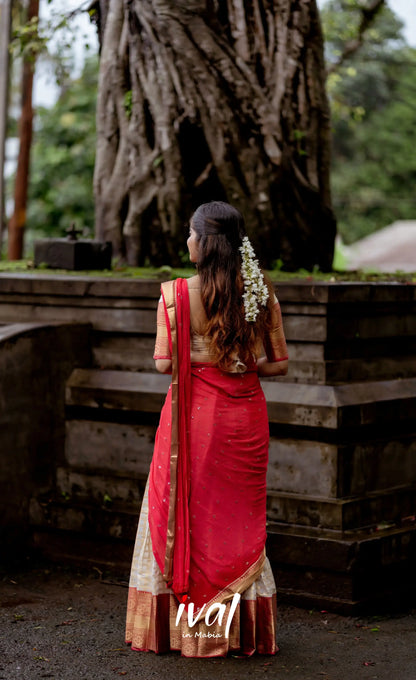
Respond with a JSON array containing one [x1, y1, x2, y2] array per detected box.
[[31, 529, 134, 573], [267, 486, 416, 531], [31, 497, 140, 541], [268, 523, 416, 613], [34, 239, 112, 270]]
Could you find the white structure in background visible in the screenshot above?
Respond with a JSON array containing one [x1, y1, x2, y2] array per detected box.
[[34, 0, 98, 108], [346, 221, 416, 272], [4, 137, 19, 215]]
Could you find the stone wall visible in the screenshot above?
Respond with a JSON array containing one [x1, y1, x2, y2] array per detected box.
[[0, 321, 91, 554]]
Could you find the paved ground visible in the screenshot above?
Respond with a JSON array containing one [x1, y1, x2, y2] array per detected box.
[[1, 561, 416, 680]]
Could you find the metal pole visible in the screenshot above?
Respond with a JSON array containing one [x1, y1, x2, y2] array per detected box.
[[0, 0, 12, 258]]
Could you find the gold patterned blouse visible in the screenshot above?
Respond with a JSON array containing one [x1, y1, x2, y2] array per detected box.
[[153, 277, 288, 371]]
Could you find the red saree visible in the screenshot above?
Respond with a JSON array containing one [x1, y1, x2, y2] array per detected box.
[[126, 279, 278, 656]]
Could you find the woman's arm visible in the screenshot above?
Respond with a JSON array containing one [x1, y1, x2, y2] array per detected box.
[[155, 359, 172, 374], [260, 296, 289, 376], [153, 295, 172, 373], [256, 356, 288, 377]]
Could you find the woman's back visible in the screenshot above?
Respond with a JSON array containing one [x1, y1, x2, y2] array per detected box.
[[187, 275, 264, 370], [187, 275, 207, 334], [187, 275, 213, 365]]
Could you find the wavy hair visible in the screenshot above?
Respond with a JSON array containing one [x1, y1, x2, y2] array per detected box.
[[191, 201, 273, 371]]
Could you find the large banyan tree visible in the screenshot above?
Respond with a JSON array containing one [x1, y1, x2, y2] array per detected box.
[[92, 0, 336, 270]]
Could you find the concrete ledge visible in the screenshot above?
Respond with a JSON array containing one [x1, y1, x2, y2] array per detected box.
[[267, 486, 416, 530], [66, 368, 416, 431], [0, 321, 88, 344], [66, 368, 171, 412], [0, 273, 161, 299], [1, 273, 414, 303], [264, 378, 416, 428]]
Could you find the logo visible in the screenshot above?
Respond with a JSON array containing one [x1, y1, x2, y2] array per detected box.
[[176, 592, 241, 639]]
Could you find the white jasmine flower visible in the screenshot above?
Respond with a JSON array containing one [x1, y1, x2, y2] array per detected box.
[[239, 237, 269, 322]]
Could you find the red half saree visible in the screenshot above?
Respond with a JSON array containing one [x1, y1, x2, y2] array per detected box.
[[126, 278, 287, 657]]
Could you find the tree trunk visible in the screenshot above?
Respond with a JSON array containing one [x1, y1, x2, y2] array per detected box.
[[0, 0, 12, 255], [8, 0, 39, 260], [94, 0, 336, 270]]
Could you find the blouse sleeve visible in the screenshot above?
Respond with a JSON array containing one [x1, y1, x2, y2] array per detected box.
[[263, 296, 289, 363], [153, 296, 172, 360]]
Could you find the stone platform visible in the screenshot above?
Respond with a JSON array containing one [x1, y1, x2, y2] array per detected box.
[[0, 273, 415, 612]]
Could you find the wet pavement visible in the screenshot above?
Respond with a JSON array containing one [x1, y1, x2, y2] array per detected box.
[[1, 561, 416, 680]]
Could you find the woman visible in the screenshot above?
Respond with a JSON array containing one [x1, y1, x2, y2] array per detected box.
[[125, 201, 288, 657]]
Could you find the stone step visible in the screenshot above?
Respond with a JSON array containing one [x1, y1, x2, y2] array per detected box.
[[267, 486, 416, 531], [91, 332, 156, 371], [54, 454, 415, 534], [267, 520, 416, 571], [66, 368, 416, 431], [64, 420, 155, 476], [268, 435, 416, 498], [63, 423, 416, 501], [56, 466, 146, 506], [87, 330, 416, 383], [267, 521, 416, 613], [30, 495, 140, 543], [31, 475, 415, 551], [0, 299, 156, 333], [66, 368, 170, 413], [88, 334, 416, 385], [263, 377, 416, 429], [63, 369, 416, 535]]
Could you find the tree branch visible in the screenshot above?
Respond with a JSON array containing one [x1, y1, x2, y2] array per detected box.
[[327, 0, 386, 75]]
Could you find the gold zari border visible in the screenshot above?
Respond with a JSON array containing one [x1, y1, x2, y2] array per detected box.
[[125, 588, 278, 657]]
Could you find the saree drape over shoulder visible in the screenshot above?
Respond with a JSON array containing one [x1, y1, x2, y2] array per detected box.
[[126, 278, 288, 657]]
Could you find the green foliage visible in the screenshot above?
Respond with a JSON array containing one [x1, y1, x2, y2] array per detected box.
[[321, 1, 416, 244], [10, 16, 47, 62], [10, 2, 91, 87], [124, 90, 133, 119], [322, 0, 404, 63], [331, 58, 416, 243], [26, 57, 98, 243]]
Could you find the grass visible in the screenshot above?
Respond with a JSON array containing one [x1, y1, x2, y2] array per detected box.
[[0, 259, 184, 279], [0, 257, 415, 283]]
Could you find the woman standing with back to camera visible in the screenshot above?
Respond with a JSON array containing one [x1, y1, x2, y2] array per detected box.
[[126, 201, 288, 657]]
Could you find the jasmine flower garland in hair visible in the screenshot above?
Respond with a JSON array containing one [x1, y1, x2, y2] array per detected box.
[[239, 237, 269, 322]]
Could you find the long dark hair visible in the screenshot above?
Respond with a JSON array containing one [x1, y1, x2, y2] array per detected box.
[[191, 201, 272, 370]]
